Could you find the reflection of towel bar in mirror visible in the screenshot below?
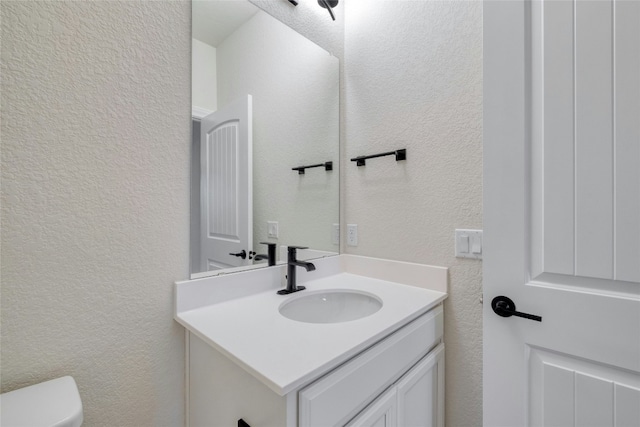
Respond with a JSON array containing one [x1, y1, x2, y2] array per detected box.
[[292, 161, 333, 174], [350, 149, 407, 166]]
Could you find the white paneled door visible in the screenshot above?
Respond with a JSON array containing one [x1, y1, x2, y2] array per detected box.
[[484, 0, 640, 426], [200, 95, 253, 271]]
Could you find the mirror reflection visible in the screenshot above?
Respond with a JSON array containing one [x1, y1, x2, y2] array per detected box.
[[191, 0, 340, 278]]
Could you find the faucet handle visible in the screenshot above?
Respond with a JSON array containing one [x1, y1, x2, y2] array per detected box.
[[287, 246, 308, 260]]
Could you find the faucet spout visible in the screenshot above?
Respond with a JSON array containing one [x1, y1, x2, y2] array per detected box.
[[292, 260, 316, 272], [278, 246, 315, 295]]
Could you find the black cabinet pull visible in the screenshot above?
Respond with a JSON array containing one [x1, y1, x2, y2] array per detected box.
[[229, 250, 247, 259], [238, 420, 250, 427], [491, 296, 542, 322]]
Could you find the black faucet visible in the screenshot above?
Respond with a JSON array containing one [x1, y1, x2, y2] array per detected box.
[[253, 242, 277, 266], [278, 246, 315, 295]]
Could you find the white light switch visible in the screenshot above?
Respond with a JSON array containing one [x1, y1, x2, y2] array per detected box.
[[268, 221, 279, 238], [455, 229, 483, 259], [471, 235, 482, 254], [458, 234, 469, 253]]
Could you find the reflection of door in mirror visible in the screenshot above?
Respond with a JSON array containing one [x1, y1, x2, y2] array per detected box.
[[198, 95, 253, 272]]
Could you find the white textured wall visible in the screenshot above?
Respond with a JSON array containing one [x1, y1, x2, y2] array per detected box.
[[192, 38, 217, 112], [1, 1, 190, 426], [216, 11, 340, 256], [344, 1, 483, 426]]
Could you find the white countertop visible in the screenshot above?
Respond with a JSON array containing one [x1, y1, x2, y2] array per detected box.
[[175, 255, 448, 396]]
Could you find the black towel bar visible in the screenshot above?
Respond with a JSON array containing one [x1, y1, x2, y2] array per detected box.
[[350, 149, 406, 166], [292, 161, 333, 174]]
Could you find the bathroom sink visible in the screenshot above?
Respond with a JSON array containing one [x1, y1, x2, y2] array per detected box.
[[279, 290, 383, 324]]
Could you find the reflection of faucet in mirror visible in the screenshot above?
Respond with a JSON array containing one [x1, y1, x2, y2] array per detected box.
[[253, 242, 276, 266], [278, 246, 316, 295]]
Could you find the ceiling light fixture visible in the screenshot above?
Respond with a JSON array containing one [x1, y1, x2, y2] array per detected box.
[[318, 0, 338, 21]]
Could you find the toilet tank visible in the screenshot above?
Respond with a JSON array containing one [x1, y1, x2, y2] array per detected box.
[[0, 376, 83, 427]]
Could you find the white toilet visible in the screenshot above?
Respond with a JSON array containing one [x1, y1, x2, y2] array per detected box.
[[0, 376, 83, 427]]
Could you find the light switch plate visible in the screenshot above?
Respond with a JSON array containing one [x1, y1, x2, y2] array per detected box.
[[268, 221, 279, 239], [455, 229, 482, 259]]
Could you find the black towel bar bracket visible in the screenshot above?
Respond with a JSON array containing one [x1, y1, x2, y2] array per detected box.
[[350, 149, 406, 166], [292, 161, 333, 174]]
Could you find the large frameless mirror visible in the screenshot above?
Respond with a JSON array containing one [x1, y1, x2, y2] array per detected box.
[[191, 0, 340, 278]]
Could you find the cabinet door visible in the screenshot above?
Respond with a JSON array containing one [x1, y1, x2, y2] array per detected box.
[[347, 344, 445, 427], [298, 308, 443, 427], [396, 344, 445, 427], [347, 387, 397, 427]]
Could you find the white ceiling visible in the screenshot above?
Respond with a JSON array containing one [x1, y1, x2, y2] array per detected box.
[[192, 1, 260, 47]]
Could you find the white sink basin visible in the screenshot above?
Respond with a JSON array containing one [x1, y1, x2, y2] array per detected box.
[[279, 289, 383, 324]]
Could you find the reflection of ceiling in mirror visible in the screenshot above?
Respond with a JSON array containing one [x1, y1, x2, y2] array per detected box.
[[192, 1, 260, 47]]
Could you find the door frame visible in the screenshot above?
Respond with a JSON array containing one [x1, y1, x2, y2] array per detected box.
[[190, 107, 214, 275]]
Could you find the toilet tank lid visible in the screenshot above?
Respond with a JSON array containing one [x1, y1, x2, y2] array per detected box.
[[0, 376, 83, 427]]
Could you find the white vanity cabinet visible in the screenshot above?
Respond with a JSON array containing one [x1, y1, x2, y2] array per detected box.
[[188, 305, 444, 427]]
